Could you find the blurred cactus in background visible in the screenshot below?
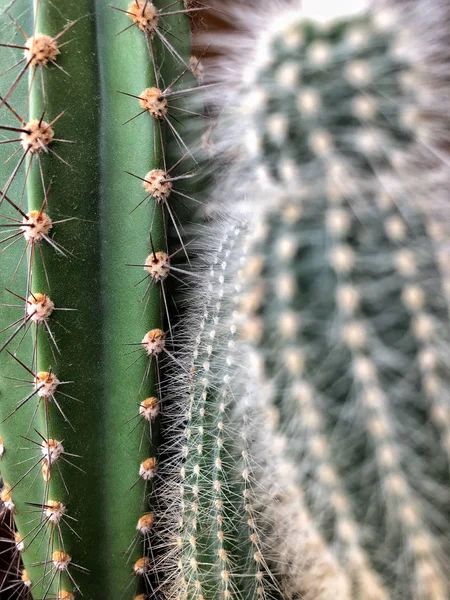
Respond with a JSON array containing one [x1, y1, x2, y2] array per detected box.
[[172, 1, 450, 599]]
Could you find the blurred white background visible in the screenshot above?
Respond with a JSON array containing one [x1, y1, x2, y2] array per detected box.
[[302, 0, 370, 21]]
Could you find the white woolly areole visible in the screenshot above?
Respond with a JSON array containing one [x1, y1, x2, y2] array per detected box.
[[143, 169, 172, 202], [35, 371, 60, 398], [145, 251, 170, 282], [21, 570, 31, 587], [140, 458, 157, 480], [0, 485, 14, 511], [21, 210, 53, 242], [137, 513, 155, 533], [127, 1, 158, 32], [41, 439, 64, 463], [139, 397, 160, 421], [134, 557, 150, 575], [52, 551, 71, 571], [27, 293, 54, 322], [139, 87, 168, 119], [15, 532, 25, 552], [20, 119, 54, 153], [45, 501, 66, 524], [24, 34, 59, 66], [142, 329, 165, 356]]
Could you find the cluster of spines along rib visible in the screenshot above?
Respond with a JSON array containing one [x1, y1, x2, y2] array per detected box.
[[154, 222, 280, 600], [0, 0, 203, 598], [221, 5, 450, 599]]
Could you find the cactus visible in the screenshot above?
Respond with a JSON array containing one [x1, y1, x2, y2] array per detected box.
[[156, 222, 283, 600], [1, 0, 450, 600], [0, 0, 202, 597], [177, 2, 450, 599]]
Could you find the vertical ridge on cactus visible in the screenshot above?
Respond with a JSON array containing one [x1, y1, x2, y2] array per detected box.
[[0, 0, 199, 597]]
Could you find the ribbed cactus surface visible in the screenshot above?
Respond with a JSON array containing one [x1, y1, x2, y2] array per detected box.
[[0, 1, 196, 597], [157, 224, 279, 600], [233, 9, 422, 184], [196, 4, 450, 599], [241, 190, 450, 598]]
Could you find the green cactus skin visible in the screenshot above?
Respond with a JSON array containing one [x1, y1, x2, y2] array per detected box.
[[195, 3, 450, 600], [0, 0, 196, 597]]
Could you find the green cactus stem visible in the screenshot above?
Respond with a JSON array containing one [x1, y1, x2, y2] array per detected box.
[[0, 0, 196, 597]]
